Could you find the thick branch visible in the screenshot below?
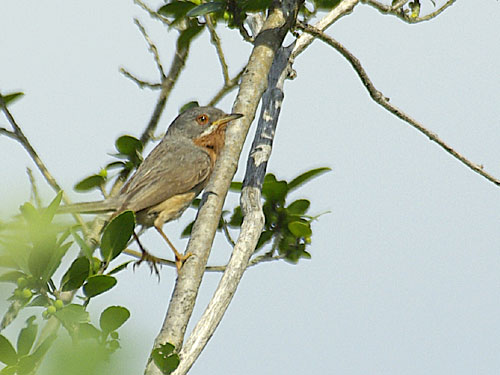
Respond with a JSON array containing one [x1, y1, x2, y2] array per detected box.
[[298, 23, 500, 187], [144, 2, 302, 374]]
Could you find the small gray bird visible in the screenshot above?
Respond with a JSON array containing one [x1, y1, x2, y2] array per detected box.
[[62, 106, 243, 272]]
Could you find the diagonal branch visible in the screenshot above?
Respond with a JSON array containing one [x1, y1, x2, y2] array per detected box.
[[0, 98, 88, 231], [134, 18, 166, 79], [205, 15, 230, 84], [207, 67, 244, 106], [361, 0, 456, 23], [297, 23, 500, 187], [134, 0, 172, 26]]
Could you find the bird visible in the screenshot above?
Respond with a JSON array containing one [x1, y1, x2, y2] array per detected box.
[[61, 106, 243, 273]]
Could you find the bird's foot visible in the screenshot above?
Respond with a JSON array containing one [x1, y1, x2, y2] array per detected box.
[[134, 250, 162, 279], [174, 251, 193, 272]]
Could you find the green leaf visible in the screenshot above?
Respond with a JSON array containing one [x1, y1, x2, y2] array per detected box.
[[83, 275, 117, 298], [99, 306, 130, 333], [288, 167, 331, 192], [288, 221, 312, 238], [41, 191, 63, 223], [158, 1, 197, 18], [115, 135, 143, 156], [17, 316, 38, 356], [0, 271, 26, 284], [256, 230, 273, 250], [74, 175, 106, 192], [286, 199, 310, 215], [70, 228, 93, 260], [106, 161, 126, 170], [107, 261, 132, 275], [61, 256, 90, 291], [0, 335, 17, 365], [229, 181, 243, 191], [262, 174, 288, 203], [239, 0, 272, 11], [0, 92, 24, 107], [228, 206, 243, 227], [100, 211, 135, 262], [181, 221, 194, 238], [179, 101, 199, 113], [54, 304, 89, 324], [77, 323, 101, 340], [152, 343, 180, 375], [19, 202, 39, 223], [186, 2, 225, 17], [178, 23, 204, 48], [311, 0, 342, 10], [26, 295, 50, 307]]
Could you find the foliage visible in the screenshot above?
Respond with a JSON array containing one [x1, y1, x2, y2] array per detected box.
[[0, 194, 132, 373]]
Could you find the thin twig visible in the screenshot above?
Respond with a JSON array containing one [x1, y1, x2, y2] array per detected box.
[[134, 18, 166, 78], [361, 0, 456, 23], [297, 23, 500, 187], [0, 127, 17, 140], [207, 67, 244, 106], [0, 98, 89, 231], [205, 15, 230, 84], [120, 67, 162, 89], [134, 0, 172, 26], [221, 219, 236, 247], [26, 168, 42, 209]]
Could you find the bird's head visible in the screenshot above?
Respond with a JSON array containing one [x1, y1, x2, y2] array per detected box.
[[166, 106, 243, 140]]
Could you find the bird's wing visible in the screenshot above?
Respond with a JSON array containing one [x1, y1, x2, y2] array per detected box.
[[119, 137, 212, 213]]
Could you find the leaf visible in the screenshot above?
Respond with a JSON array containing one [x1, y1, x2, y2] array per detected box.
[[74, 175, 106, 192], [181, 221, 194, 238], [70, 228, 93, 260], [288, 221, 312, 238], [152, 343, 180, 375], [0, 335, 17, 365], [100, 211, 135, 262], [286, 199, 310, 215], [107, 261, 132, 275], [26, 295, 50, 307], [311, 0, 342, 10], [256, 230, 273, 250], [54, 304, 89, 324], [77, 323, 101, 340], [229, 181, 243, 191], [158, 1, 197, 18], [61, 256, 90, 291], [179, 101, 199, 113], [186, 2, 225, 17], [228, 206, 243, 227], [115, 135, 143, 156], [0, 92, 24, 106], [19, 202, 39, 223], [288, 167, 331, 192], [17, 316, 38, 356], [83, 275, 117, 298], [262, 174, 288, 203], [99, 306, 130, 333], [178, 23, 204, 48], [0, 271, 26, 284], [239, 0, 272, 11], [41, 191, 63, 223]]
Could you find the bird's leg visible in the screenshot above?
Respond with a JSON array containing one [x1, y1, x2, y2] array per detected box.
[[154, 225, 192, 272], [132, 231, 161, 277]]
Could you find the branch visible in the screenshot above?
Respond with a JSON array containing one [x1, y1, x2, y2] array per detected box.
[[134, 0, 172, 26], [207, 67, 244, 106], [205, 15, 230, 84], [0, 98, 88, 231], [134, 18, 166, 79], [144, 2, 303, 374], [120, 68, 162, 89], [361, 0, 456, 23], [297, 23, 500, 187], [172, 27, 297, 375]]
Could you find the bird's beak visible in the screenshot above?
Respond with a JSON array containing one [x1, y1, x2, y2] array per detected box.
[[212, 113, 244, 127], [200, 113, 243, 137]]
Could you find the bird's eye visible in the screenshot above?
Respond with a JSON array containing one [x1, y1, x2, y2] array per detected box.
[[196, 114, 209, 125]]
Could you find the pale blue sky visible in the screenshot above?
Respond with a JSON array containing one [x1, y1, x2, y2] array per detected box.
[[1, 1, 500, 374]]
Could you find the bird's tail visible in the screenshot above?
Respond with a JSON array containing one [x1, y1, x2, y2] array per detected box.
[[58, 200, 118, 214]]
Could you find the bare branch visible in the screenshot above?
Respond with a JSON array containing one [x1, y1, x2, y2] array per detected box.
[[120, 67, 162, 89], [297, 23, 500, 187], [205, 15, 230, 84], [0, 98, 89, 230], [134, 0, 171, 26], [134, 18, 166, 78], [26, 168, 42, 209], [361, 0, 456, 23], [207, 67, 244, 106], [0, 126, 17, 140]]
